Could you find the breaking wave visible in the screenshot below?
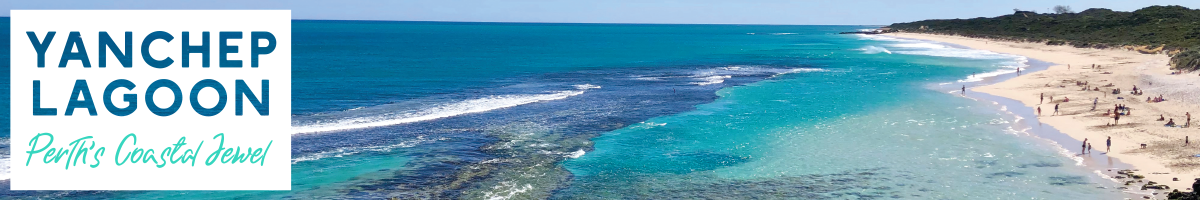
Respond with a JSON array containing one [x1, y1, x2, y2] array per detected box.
[[292, 88, 594, 134], [859, 46, 892, 54]]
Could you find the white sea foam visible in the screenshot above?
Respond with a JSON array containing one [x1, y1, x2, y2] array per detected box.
[[769, 33, 798, 35], [721, 65, 828, 74], [858, 46, 892, 54], [537, 149, 588, 159], [292, 89, 591, 134], [566, 149, 587, 158], [862, 35, 1026, 60], [0, 141, 9, 180], [886, 40, 1024, 60], [886, 43, 947, 49], [631, 75, 663, 81], [485, 182, 534, 200], [638, 66, 828, 84], [787, 68, 828, 73], [863, 35, 1030, 83], [573, 84, 601, 90], [894, 49, 1023, 60], [956, 57, 1029, 83], [770, 68, 830, 78], [692, 75, 732, 85], [855, 34, 921, 43], [291, 136, 443, 164], [958, 69, 1015, 83]]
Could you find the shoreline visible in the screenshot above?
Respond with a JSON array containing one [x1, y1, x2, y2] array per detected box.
[[913, 40, 1142, 197], [887, 32, 1200, 196]]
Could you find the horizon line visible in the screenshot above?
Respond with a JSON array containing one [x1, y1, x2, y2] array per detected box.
[[290, 19, 889, 26], [0, 16, 887, 26]]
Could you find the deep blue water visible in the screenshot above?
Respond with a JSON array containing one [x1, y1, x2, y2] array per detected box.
[[1, 19, 1123, 199]]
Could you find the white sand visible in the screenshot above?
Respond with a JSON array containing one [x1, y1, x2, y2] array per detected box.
[[888, 32, 1200, 192]]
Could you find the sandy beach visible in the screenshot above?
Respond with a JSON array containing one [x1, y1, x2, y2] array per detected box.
[[888, 32, 1200, 193]]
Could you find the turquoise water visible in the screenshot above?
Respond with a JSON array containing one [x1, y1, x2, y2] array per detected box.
[[0, 19, 1120, 199]]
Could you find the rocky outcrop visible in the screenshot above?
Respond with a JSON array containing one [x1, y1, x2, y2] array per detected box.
[[1166, 178, 1200, 200]]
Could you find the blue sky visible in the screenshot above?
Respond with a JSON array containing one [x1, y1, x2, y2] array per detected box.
[[5, 0, 1200, 25]]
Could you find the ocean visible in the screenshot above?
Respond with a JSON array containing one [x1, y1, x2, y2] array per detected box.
[[0, 19, 1123, 199]]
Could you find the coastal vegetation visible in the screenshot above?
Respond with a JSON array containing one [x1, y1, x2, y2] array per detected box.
[[886, 5, 1200, 71]]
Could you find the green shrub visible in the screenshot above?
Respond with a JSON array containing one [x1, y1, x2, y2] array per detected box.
[[887, 5, 1200, 70], [1173, 48, 1200, 71]]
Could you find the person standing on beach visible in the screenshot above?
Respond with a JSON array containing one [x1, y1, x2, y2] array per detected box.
[[1188, 112, 1192, 127], [1041, 93, 1044, 104], [1087, 143, 1093, 154], [1053, 104, 1060, 115], [1082, 138, 1088, 154], [1114, 113, 1121, 125], [1037, 106, 1041, 116], [961, 85, 965, 95], [1106, 137, 1111, 153]]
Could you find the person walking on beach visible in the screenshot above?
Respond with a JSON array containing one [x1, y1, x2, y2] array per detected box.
[[1053, 104, 1060, 115], [1092, 98, 1098, 111], [1087, 143, 1093, 154], [1041, 93, 1044, 104], [961, 85, 966, 95], [1037, 106, 1041, 116]]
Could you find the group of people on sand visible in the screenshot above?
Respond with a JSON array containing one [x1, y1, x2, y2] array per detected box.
[[1081, 85, 1099, 91], [1046, 80, 1194, 128], [1147, 95, 1166, 103], [1080, 137, 1112, 155], [1035, 93, 1076, 116], [1106, 104, 1131, 126], [1045, 65, 1197, 156], [1039, 93, 1065, 104], [1161, 112, 1194, 128], [1107, 104, 1130, 115]]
